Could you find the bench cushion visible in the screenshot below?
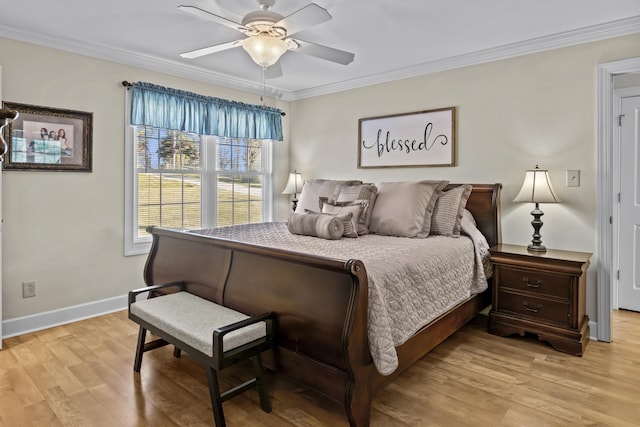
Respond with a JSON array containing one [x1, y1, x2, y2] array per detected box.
[[130, 292, 266, 357]]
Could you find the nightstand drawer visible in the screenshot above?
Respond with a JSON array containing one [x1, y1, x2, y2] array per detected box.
[[498, 266, 570, 299], [497, 290, 570, 326]]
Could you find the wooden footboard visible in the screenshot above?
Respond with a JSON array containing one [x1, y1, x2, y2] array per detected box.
[[142, 183, 501, 427], [143, 227, 372, 409]]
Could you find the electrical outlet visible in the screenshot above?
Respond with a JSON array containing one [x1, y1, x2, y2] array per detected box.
[[23, 281, 36, 298]]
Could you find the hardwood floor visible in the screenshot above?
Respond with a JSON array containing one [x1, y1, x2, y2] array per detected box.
[[1, 309, 639, 426]]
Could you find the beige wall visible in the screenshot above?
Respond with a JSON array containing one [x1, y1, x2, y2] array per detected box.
[[0, 37, 290, 320], [287, 33, 640, 321]]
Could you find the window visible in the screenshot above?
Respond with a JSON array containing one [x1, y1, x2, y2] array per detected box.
[[215, 137, 269, 227], [125, 125, 272, 255], [135, 127, 203, 233]]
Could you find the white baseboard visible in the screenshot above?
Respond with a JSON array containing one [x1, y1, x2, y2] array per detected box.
[[0, 298, 603, 344], [2, 294, 128, 339]]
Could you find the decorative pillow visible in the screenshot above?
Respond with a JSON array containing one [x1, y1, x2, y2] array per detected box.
[[419, 180, 450, 237], [431, 184, 473, 237], [287, 212, 344, 240], [315, 202, 362, 238], [319, 196, 371, 235], [295, 179, 362, 213], [306, 208, 357, 238], [370, 180, 449, 238], [331, 184, 378, 235]]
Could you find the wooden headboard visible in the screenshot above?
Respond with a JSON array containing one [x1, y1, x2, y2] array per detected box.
[[446, 183, 502, 248]]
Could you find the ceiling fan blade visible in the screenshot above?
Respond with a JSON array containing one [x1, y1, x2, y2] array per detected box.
[[290, 39, 354, 65], [275, 3, 331, 36], [180, 40, 241, 59], [177, 5, 246, 32], [265, 62, 283, 79]]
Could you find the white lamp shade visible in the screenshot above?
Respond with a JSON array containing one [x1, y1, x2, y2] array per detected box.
[[513, 167, 561, 203], [282, 172, 303, 194], [241, 34, 288, 68]]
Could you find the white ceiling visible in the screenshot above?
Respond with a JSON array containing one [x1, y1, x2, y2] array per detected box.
[[1, 0, 640, 100]]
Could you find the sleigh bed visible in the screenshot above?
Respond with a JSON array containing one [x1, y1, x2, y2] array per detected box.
[[142, 182, 501, 426]]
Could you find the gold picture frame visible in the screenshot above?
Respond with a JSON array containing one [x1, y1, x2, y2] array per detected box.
[[1, 101, 93, 172]]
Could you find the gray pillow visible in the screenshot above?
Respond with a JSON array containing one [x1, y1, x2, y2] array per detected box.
[[295, 179, 362, 213], [431, 184, 473, 237], [419, 180, 450, 237], [287, 212, 344, 240], [370, 180, 449, 237], [308, 203, 362, 238], [331, 184, 378, 234]]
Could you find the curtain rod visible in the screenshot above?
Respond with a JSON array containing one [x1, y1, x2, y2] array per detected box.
[[121, 81, 285, 116]]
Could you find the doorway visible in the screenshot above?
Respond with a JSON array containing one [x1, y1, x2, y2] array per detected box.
[[614, 87, 640, 312], [596, 57, 640, 342]]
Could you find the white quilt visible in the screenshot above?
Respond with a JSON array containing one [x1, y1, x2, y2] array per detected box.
[[193, 220, 490, 375]]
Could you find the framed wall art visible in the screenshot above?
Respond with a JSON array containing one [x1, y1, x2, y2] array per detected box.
[[1, 102, 93, 172], [358, 107, 456, 168]]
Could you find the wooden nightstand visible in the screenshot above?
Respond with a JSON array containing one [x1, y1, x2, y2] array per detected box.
[[488, 244, 592, 356]]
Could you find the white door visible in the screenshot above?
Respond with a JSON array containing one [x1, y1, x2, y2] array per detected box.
[[618, 94, 640, 312]]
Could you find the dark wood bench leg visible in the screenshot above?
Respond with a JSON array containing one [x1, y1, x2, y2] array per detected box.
[[251, 354, 271, 413], [173, 347, 181, 358], [206, 366, 226, 427], [133, 327, 147, 372]]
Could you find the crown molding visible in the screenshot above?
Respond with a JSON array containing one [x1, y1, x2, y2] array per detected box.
[[1, 15, 639, 102], [284, 15, 640, 101], [0, 24, 284, 99]]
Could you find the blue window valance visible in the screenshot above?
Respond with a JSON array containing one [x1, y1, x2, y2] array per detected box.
[[130, 82, 283, 141]]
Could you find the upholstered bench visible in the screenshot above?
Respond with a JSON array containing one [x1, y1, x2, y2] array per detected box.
[[128, 281, 274, 426]]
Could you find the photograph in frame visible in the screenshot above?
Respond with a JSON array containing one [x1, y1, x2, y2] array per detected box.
[[1, 102, 92, 172]]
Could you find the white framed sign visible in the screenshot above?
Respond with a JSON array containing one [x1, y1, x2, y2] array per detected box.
[[358, 107, 456, 168]]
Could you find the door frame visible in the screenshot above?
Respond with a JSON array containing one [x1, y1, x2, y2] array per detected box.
[[596, 56, 640, 342]]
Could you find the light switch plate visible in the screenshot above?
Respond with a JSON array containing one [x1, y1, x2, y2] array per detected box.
[[566, 170, 580, 187]]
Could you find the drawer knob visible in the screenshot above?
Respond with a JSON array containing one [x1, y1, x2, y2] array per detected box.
[[523, 277, 543, 288], [522, 300, 543, 313]]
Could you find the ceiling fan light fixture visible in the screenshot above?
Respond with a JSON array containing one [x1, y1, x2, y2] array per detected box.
[[241, 34, 288, 68]]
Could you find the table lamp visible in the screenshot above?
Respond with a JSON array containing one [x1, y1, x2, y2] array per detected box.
[[282, 170, 303, 212], [513, 165, 561, 252]]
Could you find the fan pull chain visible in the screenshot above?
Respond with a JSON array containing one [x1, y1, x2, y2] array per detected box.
[[260, 66, 266, 106]]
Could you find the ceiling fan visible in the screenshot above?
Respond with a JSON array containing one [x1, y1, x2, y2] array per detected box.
[[178, 0, 355, 73]]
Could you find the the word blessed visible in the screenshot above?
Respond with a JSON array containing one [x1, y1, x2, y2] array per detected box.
[[362, 123, 448, 158]]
